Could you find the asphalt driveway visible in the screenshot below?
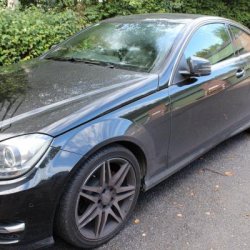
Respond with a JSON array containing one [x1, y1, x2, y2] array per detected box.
[[49, 132, 250, 250]]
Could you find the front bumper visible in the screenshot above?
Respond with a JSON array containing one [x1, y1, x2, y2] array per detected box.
[[0, 147, 82, 249]]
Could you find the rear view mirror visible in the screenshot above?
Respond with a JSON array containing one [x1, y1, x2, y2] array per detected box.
[[180, 56, 211, 77]]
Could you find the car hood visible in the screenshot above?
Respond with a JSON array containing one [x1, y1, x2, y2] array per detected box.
[[0, 59, 157, 141]]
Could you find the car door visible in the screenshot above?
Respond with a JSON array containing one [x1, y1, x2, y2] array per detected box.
[[167, 22, 250, 169], [229, 24, 250, 118]]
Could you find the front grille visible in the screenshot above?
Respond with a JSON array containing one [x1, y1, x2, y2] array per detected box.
[[0, 232, 20, 241], [0, 221, 25, 245]]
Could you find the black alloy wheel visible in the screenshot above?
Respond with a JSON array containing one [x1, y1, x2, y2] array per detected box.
[[56, 145, 141, 249]]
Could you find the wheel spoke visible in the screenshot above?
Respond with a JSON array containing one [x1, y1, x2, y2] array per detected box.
[[109, 207, 122, 223], [116, 185, 135, 194], [113, 201, 125, 220], [82, 185, 102, 194], [116, 190, 135, 202], [100, 163, 106, 187], [95, 210, 109, 237], [111, 163, 130, 187], [106, 160, 112, 185], [80, 191, 98, 203], [94, 210, 102, 237], [78, 203, 98, 228]]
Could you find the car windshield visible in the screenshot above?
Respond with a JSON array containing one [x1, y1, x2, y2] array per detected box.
[[45, 21, 185, 72]]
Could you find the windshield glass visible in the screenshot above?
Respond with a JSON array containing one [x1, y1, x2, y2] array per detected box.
[[45, 21, 185, 72]]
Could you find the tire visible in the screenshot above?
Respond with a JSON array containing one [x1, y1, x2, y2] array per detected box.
[[55, 145, 141, 249]]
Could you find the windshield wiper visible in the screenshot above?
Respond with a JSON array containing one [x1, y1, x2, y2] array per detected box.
[[46, 56, 93, 63], [76, 59, 116, 69], [45, 56, 147, 71], [45, 56, 115, 68]]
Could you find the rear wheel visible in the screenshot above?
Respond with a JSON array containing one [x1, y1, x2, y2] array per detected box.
[[56, 145, 141, 249]]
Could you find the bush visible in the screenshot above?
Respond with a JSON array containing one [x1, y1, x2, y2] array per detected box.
[[0, 7, 85, 66], [0, 0, 6, 8], [83, 0, 250, 27]]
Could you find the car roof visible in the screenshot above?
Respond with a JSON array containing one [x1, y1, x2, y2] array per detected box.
[[103, 13, 218, 24], [103, 13, 250, 33]]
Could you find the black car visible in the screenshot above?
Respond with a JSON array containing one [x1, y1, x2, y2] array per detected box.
[[0, 13, 249, 249]]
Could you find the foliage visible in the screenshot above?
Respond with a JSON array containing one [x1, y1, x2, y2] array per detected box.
[[0, 0, 6, 7], [0, 0, 249, 66], [0, 7, 85, 66], [82, 0, 250, 27]]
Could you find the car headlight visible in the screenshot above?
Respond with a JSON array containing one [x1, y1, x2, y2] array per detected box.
[[0, 134, 52, 180]]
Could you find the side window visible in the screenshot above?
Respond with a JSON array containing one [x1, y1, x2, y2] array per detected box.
[[184, 23, 235, 65], [230, 25, 250, 55]]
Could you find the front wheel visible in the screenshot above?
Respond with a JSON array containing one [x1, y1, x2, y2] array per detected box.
[[55, 145, 141, 249]]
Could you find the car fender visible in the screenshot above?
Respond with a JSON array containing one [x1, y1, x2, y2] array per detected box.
[[52, 117, 156, 172]]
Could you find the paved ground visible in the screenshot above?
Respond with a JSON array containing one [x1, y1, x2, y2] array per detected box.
[[49, 132, 250, 250]]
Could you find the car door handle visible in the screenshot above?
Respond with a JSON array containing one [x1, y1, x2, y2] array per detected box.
[[206, 83, 225, 96], [236, 69, 245, 78]]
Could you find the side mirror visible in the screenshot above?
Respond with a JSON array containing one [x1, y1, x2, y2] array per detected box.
[[180, 56, 211, 77]]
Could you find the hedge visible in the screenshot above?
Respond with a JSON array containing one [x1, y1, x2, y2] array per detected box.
[[0, 7, 85, 66], [82, 0, 250, 27]]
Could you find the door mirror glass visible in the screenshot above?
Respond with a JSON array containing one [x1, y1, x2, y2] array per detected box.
[[180, 56, 211, 77]]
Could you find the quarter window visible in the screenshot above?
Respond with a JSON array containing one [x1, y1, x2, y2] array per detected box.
[[184, 23, 235, 65], [230, 25, 250, 55]]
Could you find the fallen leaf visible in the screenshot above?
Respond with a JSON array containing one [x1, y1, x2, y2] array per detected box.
[[224, 171, 234, 176], [134, 219, 140, 224]]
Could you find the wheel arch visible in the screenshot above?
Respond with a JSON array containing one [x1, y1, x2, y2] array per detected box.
[[80, 137, 148, 181], [52, 117, 155, 189]]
